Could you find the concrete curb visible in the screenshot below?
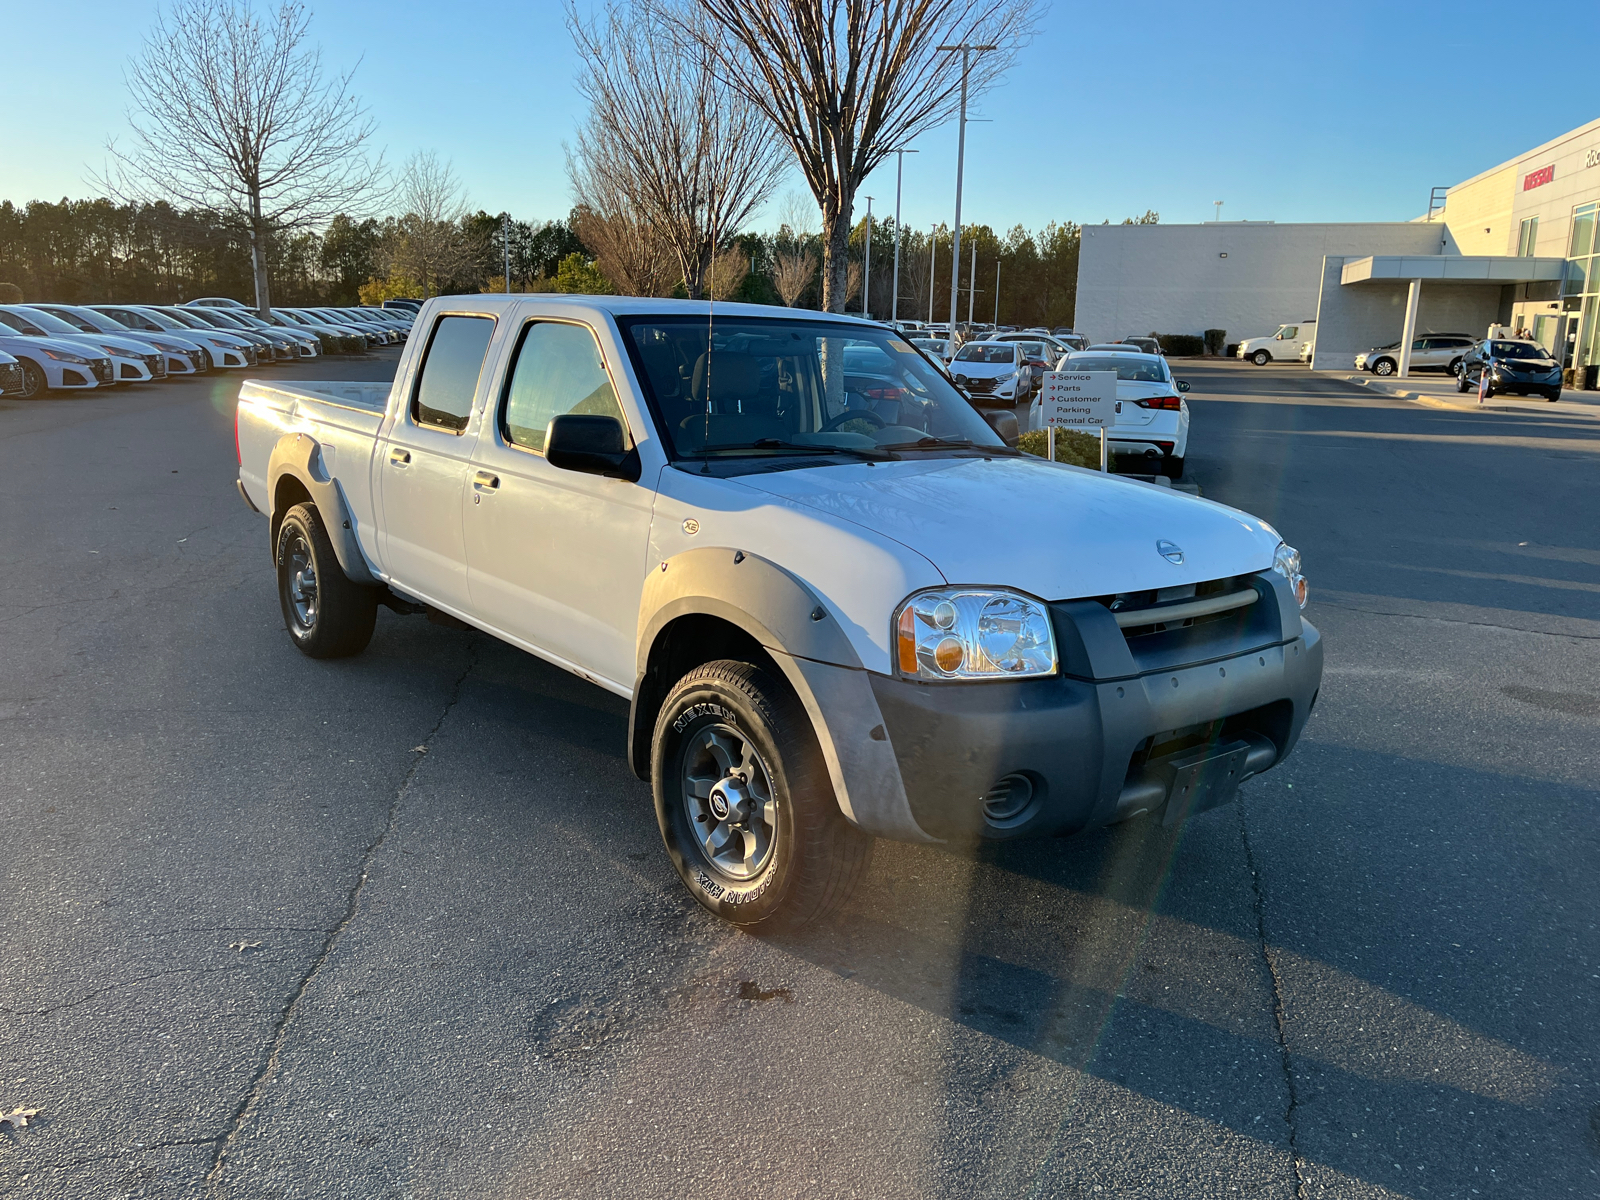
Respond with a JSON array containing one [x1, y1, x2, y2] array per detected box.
[[1340, 373, 1600, 418]]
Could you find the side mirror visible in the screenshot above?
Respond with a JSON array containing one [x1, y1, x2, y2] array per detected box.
[[545, 414, 640, 481], [1176, 380, 1191, 392], [980, 408, 1020, 447]]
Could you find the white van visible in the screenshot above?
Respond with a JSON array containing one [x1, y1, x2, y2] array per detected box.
[[1237, 321, 1315, 366]]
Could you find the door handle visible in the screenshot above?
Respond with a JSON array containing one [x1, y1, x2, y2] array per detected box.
[[389, 447, 411, 466], [472, 470, 500, 491]]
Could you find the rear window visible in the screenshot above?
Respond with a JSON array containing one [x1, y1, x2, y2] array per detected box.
[[1064, 355, 1169, 382], [412, 315, 495, 433]]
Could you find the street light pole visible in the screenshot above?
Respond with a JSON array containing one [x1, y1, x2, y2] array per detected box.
[[994, 257, 1001, 326], [502, 212, 511, 294], [967, 237, 976, 325], [889, 147, 918, 324], [938, 43, 995, 338], [862, 196, 873, 319], [927, 233, 936, 325]]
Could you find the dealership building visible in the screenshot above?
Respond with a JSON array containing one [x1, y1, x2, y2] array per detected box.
[[1076, 117, 1600, 377]]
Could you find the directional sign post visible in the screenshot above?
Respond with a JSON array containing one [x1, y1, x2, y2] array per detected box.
[[1039, 371, 1116, 470]]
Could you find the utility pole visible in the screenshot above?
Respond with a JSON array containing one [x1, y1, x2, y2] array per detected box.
[[502, 212, 511, 294], [966, 238, 976, 325], [994, 257, 1001, 326], [862, 196, 873, 319], [1213, 201, 1223, 223], [927, 233, 936, 325], [889, 148, 917, 324], [938, 43, 996, 338]]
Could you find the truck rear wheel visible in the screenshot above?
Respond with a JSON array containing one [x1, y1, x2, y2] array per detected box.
[[275, 502, 377, 659], [652, 660, 873, 931]]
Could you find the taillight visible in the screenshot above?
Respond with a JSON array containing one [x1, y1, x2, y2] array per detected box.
[[1136, 396, 1183, 410], [864, 386, 909, 401]]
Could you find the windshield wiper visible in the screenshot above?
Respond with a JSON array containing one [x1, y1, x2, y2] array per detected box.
[[876, 436, 1018, 455], [695, 439, 893, 461]]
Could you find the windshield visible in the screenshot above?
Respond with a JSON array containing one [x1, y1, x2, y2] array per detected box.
[[1488, 340, 1550, 360], [953, 343, 1016, 364], [1063, 354, 1170, 382], [6, 307, 82, 336], [617, 316, 1006, 459], [42, 306, 105, 333]]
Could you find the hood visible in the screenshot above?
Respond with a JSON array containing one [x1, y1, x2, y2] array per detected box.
[[0, 333, 110, 359], [740, 455, 1279, 600], [57, 332, 163, 357]]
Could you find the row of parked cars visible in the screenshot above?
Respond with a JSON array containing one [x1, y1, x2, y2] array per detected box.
[[0, 298, 413, 399], [875, 324, 1193, 479]]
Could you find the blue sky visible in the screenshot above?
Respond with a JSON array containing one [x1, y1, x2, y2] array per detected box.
[[4, 0, 1599, 233]]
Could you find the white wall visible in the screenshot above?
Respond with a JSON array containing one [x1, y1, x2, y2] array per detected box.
[[1075, 222, 1445, 347], [1310, 257, 1508, 371]]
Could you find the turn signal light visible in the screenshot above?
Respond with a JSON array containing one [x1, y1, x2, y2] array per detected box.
[[1136, 396, 1183, 410]]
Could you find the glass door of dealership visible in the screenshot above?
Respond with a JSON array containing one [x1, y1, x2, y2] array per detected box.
[[1563, 201, 1600, 379]]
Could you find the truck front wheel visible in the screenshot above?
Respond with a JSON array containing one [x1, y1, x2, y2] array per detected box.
[[275, 503, 377, 659], [652, 660, 873, 930], [1250, 349, 1271, 366]]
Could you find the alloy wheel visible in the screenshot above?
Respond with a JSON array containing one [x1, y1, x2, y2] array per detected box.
[[680, 724, 777, 881]]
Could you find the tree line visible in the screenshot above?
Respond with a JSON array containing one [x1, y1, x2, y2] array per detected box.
[[0, 193, 1090, 328]]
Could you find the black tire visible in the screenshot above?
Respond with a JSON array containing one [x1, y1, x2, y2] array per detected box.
[[1250, 350, 1271, 366], [1456, 370, 1471, 393], [275, 503, 377, 658], [1160, 454, 1185, 480], [652, 660, 873, 931], [1372, 357, 1396, 377], [1448, 357, 1464, 377], [1547, 390, 1561, 402], [18, 359, 46, 398]]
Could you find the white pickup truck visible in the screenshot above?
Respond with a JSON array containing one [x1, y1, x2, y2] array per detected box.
[[236, 295, 1322, 929]]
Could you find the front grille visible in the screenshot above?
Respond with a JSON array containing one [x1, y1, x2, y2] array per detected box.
[[1100, 575, 1256, 638], [0, 362, 23, 395], [245, 346, 258, 364], [148, 353, 166, 378], [962, 377, 996, 394], [91, 358, 113, 383]]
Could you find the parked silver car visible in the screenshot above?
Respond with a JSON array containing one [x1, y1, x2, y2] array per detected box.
[[1355, 334, 1475, 376]]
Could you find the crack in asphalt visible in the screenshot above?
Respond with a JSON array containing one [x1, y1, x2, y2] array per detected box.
[[202, 639, 478, 1195], [1238, 798, 1307, 1200]]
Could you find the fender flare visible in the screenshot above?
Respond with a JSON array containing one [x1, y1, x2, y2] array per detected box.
[[266, 432, 379, 586], [632, 546, 935, 844]]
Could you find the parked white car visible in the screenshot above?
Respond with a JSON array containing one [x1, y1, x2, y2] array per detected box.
[[0, 305, 169, 384], [234, 294, 1320, 929], [1047, 349, 1192, 478], [1237, 322, 1315, 366], [948, 340, 1031, 404], [26, 303, 207, 374]]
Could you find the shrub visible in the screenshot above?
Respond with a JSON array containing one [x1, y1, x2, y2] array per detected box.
[[0, 282, 22, 304], [1204, 329, 1226, 356], [1158, 333, 1205, 357], [1016, 427, 1102, 470]]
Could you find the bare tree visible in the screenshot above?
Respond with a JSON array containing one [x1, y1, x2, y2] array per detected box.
[[104, 0, 383, 313], [692, 0, 1039, 312], [567, 0, 786, 299], [707, 247, 750, 300], [771, 247, 817, 306], [846, 260, 863, 308], [570, 201, 678, 297], [380, 152, 476, 298]]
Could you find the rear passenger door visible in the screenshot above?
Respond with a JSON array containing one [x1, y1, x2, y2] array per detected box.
[[378, 312, 497, 613], [464, 317, 655, 691]]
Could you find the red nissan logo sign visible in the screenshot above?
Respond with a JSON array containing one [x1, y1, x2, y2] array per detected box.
[[1524, 164, 1555, 191]]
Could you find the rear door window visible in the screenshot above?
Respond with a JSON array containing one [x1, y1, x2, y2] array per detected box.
[[412, 315, 495, 433]]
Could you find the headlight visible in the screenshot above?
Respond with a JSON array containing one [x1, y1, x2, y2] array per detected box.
[[895, 588, 1057, 680], [1273, 542, 1308, 609], [99, 343, 127, 357], [41, 348, 91, 364]]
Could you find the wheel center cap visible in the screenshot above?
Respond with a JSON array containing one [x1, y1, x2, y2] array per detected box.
[[708, 777, 748, 823]]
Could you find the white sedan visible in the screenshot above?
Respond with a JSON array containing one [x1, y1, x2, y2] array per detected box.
[[1045, 349, 1191, 478]]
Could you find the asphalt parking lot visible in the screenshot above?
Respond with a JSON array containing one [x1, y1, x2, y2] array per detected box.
[[2, 354, 1597, 1199]]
